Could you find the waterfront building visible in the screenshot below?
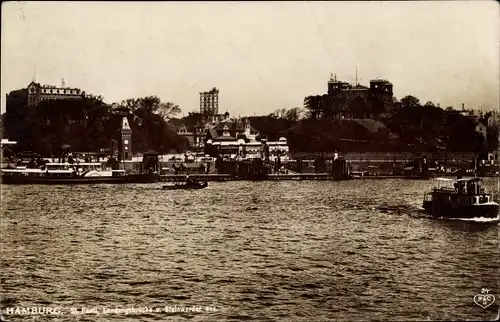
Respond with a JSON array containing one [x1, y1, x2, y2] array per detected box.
[[304, 74, 393, 119], [207, 139, 256, 159], [209, 117, 258, 141], [205, 118, 290, 161], [174, 116, 224, 150], [205, 117, 261, 159], [265, 137, 290, 162]]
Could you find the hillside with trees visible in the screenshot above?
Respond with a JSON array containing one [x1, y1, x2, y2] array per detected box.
[[3, 91, 497, 156], [247, 97, 497, 155], [3, 94, 188, 157]]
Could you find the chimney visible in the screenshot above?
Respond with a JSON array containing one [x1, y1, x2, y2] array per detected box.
[[462, 103, 465, 111]]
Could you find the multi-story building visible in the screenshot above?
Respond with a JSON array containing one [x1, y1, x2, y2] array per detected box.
[[199, 87, 219, 116], [4, 80, 86, 145], [174, 88, 226, 149], [6, 81, 84, 113], [304, 74, 393, 119]]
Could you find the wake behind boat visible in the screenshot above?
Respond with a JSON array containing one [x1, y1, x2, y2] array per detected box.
[[422, 177, 499, 219]]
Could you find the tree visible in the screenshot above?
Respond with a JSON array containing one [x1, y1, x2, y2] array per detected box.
[[268, 107, 305, 121], [268, 108, 287, 119], [121, 96, 181, 121], [158, 102, 181, 121], [284, 107, 305, 121], [424, 101, 436, 108], [400, 95, 420, 108], [304, 95, 324, 120], [392, 97, 402, 109], [119, 96, 188, 153]]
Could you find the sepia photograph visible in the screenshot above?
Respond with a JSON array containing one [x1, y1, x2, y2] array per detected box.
[[1, 1, 499, 321]]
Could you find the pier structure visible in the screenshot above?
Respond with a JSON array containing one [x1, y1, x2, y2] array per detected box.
[[158, 157, 351, 181], [159, 172, 351, 182]]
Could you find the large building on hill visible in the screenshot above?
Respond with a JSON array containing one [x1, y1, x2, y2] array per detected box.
[[6, 81, 85, 113], [304, 74, 393, 119]]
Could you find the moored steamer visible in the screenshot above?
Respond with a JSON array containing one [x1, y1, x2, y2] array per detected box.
[[0, 162, 158, 184]]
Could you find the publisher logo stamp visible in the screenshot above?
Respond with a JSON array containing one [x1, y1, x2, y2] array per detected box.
[[474, 288, 495, 309]]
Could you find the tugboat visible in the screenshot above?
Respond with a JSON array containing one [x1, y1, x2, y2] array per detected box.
[[422, 177, 499, 219], [162, 176, 208, 190]]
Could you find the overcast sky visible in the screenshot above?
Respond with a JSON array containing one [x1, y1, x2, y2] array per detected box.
[[2, 1, 499, 116]]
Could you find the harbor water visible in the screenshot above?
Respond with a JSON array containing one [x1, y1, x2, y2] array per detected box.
[[1, 179, 499, 321]]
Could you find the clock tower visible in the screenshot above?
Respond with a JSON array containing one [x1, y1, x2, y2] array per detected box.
[[121, 116, 132, 160]]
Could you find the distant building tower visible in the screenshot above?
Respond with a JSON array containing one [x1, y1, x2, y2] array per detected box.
[[369, 79, 393, 113], [121, 116, 132, 160], [200, 87, 219, 115]]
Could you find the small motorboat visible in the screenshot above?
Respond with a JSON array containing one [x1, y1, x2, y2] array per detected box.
[[162, 181, 208, 190]]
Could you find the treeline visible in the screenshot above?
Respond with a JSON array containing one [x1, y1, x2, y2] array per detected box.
[[3, 95, 188, 157], [3, 91, 497, 157], [246, 97, 498, 154], [382, 96, 498, 153]]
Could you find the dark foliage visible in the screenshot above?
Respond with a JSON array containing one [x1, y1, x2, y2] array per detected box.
[[4, 95, 188, 156]]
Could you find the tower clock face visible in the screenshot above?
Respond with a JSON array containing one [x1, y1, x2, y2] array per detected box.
[[124, 140, 129, 144]]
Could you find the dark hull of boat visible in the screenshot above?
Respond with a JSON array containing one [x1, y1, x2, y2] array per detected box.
[[1, 174, 159, 185], [423, 200, 499, 219], [162, 182, 208, 190]]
